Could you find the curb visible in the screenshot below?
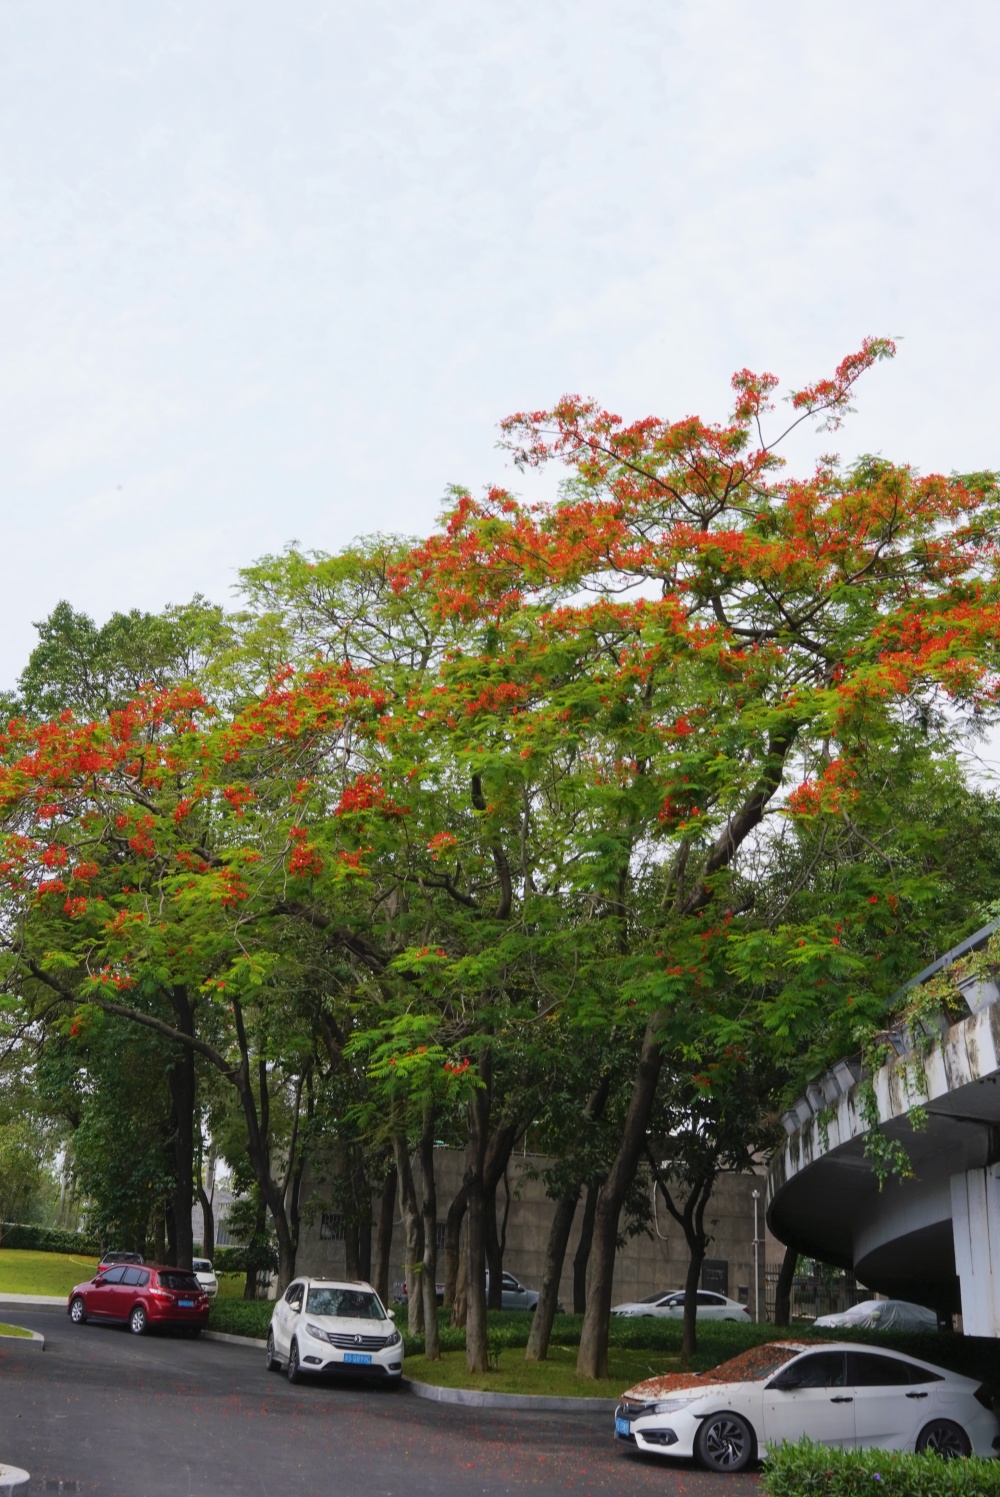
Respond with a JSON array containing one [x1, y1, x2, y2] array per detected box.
[[0, 1294, 63, 1307], [403, 1378, 617, 1413], [198, 1332, 615, 1412], [203, 1330, 267, 1349], [0, 1327, 44, 1349]]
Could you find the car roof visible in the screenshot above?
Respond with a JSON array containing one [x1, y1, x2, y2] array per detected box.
[[297, 1278, 377, 1291]]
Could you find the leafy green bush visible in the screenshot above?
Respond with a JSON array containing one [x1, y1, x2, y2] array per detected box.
[[209, 1299, 274, 1338], [209, 1246, 248, 1274], [763, 1439, 1000, 1497], [0, 1221, 100, 1254]]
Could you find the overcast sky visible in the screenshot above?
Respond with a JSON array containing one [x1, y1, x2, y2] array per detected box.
[[0, 0, 997, 686]]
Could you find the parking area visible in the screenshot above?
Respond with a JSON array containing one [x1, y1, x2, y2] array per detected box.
[[0, 1309, 759, 1496]]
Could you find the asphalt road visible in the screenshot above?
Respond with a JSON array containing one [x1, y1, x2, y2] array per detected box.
[[0, 1309, 760, 1497]]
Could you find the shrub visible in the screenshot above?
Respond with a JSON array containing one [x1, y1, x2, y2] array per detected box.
[[209, 1299, 274, 1338], [763, 1439, 1000, 1497], [0, 1221, 100, 1254], [210, 1246, 248, 1274]]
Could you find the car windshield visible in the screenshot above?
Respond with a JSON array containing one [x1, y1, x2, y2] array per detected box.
[[192, 1260, 213, 1273], [305, 1287, 386, 1320], [158, 1272, 201, 1292], [637, 1291, 673, 1304]]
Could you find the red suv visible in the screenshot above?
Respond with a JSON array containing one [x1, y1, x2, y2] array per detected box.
[[67, 1264, 211, 1336]]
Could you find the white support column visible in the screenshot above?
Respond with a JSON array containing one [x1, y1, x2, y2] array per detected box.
[[950, 1166, 1000, 1337]]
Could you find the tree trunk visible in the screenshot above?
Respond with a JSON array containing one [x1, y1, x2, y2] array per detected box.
[[464, 1050, 491, 1373], [359, 1207, 372, 1282], [453, 1219, 469, 1327], [577, 1024, 663, 1378], [393, 1133, 425, 1336], [484, 1179, 503, 1310], [165, 1199, 177, 1266], [773, 1241, 797, 1328], [197, 1184, 215, 1263], [153, 1211, 166, 1265], [373, 1165, 397, 1307], [525, 1184, 579, 1361], [244, 1193, 268, 1300], [680, 1227, 705, 1368], [344, 1218, 361, 1281], [418, 1104, 440, 1361], [573, 1182, 599, 1315], [166, 987, 196, 1271], [442, 1184, 467, 1311]]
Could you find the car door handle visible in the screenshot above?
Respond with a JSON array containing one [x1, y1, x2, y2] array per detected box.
[[830, 1396, 853, 1403], [906, 1392, 929, 1399]]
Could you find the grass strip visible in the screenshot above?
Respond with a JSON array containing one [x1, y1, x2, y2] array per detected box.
[[0, 1322, 33, 1338], [407, 1346, 678, 1398]]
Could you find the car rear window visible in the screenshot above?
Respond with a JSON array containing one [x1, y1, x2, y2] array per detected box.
[[305, 1288, 386, 1319], [157, 1272, 201, 1292]]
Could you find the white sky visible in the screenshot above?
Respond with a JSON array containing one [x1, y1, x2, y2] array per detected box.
[[0, 0, 998, 689]]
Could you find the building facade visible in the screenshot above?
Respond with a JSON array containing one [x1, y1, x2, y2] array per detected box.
[[294, 1147, 783, 1313]]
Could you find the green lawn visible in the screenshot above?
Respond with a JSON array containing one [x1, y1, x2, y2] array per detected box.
[[215, 1272, 248, 1300], [0, 1248, 98, 1297], [406, 1345, 678, 1398], [0, 1322, 32, 1338]]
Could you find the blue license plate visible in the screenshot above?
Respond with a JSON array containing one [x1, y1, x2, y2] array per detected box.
[[615, 1417, 630, 1437], [178, 1299, 194, 1308], [344, 1352, 371, 1365]]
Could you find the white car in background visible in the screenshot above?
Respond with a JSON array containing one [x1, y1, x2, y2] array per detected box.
[[813, 1299, 938, 1333], [612, 1288, 750, 1322], [266, 1278, 403, 1385], [614, 1341, 1000, 1471], [192, 1259, 218, 1298]]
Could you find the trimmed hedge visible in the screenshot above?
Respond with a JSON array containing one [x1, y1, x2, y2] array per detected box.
[[0, 1222, 99, 1255], [763, 1440, 1000, 1497], [204, 1304, 999, 1387]]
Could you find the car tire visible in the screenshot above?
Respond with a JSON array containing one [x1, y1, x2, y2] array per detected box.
[[265, 1330, 280, 1373], [916, 1419, 971, 1459], [129, 1305, 148, 1336], [695, 1412, 756, 1473], [69, 1296, 87, 1325], [286, 1339, 301, 1384]]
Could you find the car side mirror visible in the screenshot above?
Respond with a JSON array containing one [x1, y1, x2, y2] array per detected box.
[[768, 1372, 801, 1391], [387, 1309, 395, 1320]]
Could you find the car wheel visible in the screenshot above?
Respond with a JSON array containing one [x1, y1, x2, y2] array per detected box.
[[69, 1296, 87, 1325], [916, 1419, 971, 1459], [286, 1338, 301, 1384], [265, 1329, 280, 1373], [695, 1412, 755, 1473], [129, 1305, 148, 1336]]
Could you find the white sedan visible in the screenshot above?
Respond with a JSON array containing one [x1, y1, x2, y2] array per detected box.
[[614, 1341, 1000, 1471], [192, 1259, 218, 1298], [612, 1289, 750, 1322], [266, 1278, 404, 1384]]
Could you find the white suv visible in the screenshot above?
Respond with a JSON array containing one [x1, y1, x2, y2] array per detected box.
[[266, 1279, 403, 1384]]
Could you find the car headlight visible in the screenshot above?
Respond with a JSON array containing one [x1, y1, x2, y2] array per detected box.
[[386, 1328, 402, 1347], [305, 1322, 327, 1341], [653, 1397, 698, 1414]]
